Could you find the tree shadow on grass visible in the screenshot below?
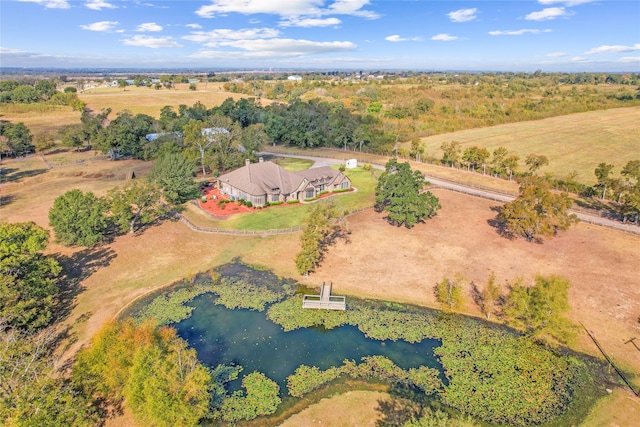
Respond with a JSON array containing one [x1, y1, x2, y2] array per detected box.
[[487, 205, 518, 241], [1, 167, 48, 183], [375, 385, 431, 426], [53, 247, 117, 324], [0, 194, 17, 207]]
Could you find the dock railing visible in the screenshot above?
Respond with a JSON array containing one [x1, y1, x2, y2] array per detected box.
[[302, 282, 346, 310]]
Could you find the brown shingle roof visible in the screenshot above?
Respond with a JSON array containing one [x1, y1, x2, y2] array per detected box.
[[218, 161, 303, 195]]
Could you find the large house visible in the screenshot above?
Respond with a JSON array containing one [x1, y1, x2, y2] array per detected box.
[[217, 158, 351, 207]]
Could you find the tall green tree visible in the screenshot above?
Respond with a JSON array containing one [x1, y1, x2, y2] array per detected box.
[[183, 119, 215, 177], [525, 154, 549, 173], [48, 189, 110, 246], [490, 146, 509, 178], [0, 222, 61, 330], [375, 158, 441, 228], [594, 162, 614, 200], [619, 159, 640, 222], [295, 201, 345, 275], [108, 181, 165, 234], [74, 320, 211, 427], [1, 325, 98, 426], [149, 152, 199, 205], [479, 271, 501, 320], [124, 334, 211, 427], [0, 122, 34, 157], [503, 275, 576, 344], [462, 146, 490, 173], [435, 273, 466, 312], [441, 141, 461, 167], [497, 176, 577, 242]]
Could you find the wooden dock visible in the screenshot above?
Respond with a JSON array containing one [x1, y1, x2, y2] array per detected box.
[[302, 282, 346, 310]]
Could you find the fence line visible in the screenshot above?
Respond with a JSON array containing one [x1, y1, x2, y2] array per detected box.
[[580, 322, 640, 397], [176, 204, 375, 236]]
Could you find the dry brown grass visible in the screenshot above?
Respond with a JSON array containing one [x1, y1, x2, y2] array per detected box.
[[0, 104, 80, 136], [79, 83, 273, 119], [279, 390, 386, 427], [3, 138, 639, 425], [314, 189, 640, 377], [406, 106, 640, 184]]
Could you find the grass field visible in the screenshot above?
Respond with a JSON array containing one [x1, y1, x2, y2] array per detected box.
[[3, 90, 639, 426], [78, 83, 273, 119], [3, 149, 639, 427], [403, 106, 640, 185], [182, 165, 380, 230], [0, 103, 80, 136]]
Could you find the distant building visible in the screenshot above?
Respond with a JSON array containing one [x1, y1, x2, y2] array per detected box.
[[288, 75, 302, 81], [217, 158, 351, 207]]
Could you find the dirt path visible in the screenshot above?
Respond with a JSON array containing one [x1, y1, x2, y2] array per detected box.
[[261, 151, 640, 235]]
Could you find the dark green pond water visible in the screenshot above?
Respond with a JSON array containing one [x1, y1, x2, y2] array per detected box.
[[174, 293, 442, 391]]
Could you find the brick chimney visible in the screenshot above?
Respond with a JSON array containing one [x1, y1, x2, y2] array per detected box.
[[259, 157, 264, 163]]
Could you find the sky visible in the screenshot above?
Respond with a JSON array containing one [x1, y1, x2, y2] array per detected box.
[[1, 0, 639, 72]]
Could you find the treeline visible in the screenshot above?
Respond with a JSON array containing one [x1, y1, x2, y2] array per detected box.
[[410, 141, 640, 224], [54, 97, 394, 169], [224, 73, 640, 140], [0, 79, 85, 110]]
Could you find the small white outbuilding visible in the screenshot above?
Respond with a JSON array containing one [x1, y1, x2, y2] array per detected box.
[[345, 159, 357, 169]]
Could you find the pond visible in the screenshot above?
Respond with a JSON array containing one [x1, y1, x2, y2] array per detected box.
[[174, 293, 442, 391]]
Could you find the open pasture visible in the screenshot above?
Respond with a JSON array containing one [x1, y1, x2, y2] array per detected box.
[[3, 150, 639, 426], [79, 83, 273, 118], [0, 103, 80, 136], [410, 106, 640, 184]]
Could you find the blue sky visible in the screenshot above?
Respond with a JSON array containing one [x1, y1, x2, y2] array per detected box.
[[1, 0, 639, 71]]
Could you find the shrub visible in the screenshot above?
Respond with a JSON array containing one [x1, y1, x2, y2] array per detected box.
[[363, 163, 372, 171], [287, 199, 300, 204], [220, 372, 281, 422], [286, 365, 342, 397]]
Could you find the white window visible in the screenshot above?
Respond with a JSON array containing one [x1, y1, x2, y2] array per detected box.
[[341, 181, 349, 189], [271, 194, 279, 202]]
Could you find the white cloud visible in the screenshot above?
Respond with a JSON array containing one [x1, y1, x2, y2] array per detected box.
[[546, 51, 567, 57], [447, 8, 477, 23], [196, 0, 323, 18], [525, 7, 573, 20], [570, 56, 592, 62], [431, 34, 459, 41], [385, 35, 421, 42], [0, 47, 29, 55], [617, 56, 640, 63], [538, 0, 595, 6], [190, 37, 356, 60], [183, 28, 281, 47], [220, 38, 355, 53], [489, 29, 552, 36], [195, 0, 378, 20], [85, 0, 117, 10], [17, 0, 69, 9], [122, 35, 183, 48], [280, 17, 341, 27], [326, 0, 379, 19], [136, 22, 163, 32], [186, 23, 203, 29], [81, 21, 120, 32], [585, 44, 640, 54]]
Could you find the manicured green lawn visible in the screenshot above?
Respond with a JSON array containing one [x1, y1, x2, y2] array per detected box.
[[182, 165, 380, 231], [273, 157, 314, 171]]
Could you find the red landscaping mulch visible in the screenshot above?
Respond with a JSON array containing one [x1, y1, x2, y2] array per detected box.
[[197, 187, 354, 218], [198, 188, 254, 217]]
